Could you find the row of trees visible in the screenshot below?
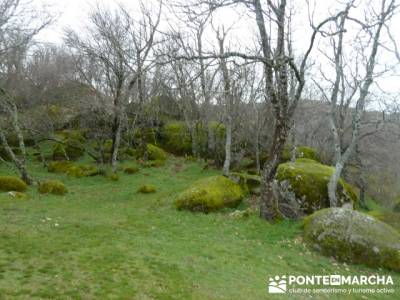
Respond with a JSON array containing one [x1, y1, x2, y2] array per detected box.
[[1, 0, 399, 220]]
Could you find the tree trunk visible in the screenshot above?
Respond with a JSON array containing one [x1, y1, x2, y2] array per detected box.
[[259, 120, 289, 220], [328, 160, 344, 207], [111, 117, 122, 173], [222, 116, 232, 176]]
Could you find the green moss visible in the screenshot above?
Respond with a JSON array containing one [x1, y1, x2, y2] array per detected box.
[[52, 138, 85, 161], [303, 207, 400, 272], [7, 191, 29, 200], [230, 172, 260, 195], [107, 173, 120, 181], [48, 161, 99, 178], [147, 144, 167, 161], [282, 146, 320, 162], [368, 210, 400, 232], [124, 167, 140, 174], [176, 175, 245, 213], [161, 122, 192, 155], [276, 159, 357, 214], [137, 184, 156, 193], [38, 180, 68, 195], [393, 198, 400, 212], [0, 176, 27, 192]]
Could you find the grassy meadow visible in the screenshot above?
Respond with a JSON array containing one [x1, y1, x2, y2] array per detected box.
[[0, 155, 399, 299]]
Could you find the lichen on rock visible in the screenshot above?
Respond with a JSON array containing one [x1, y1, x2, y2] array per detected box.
[[303, 207, 400, 272]]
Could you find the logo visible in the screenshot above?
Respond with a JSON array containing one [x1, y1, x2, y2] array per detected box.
[[268, 275, 287, 293], [267, 274, 395, 295]]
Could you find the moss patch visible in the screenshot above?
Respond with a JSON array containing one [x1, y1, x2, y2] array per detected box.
[[0, 176, 27, 192], [38, 180, 68, 195], [276, 159, 357, 214], [176, 175, 244, 213], [137, 184, 156, 193], [48, 161, 99, 177], [147, 144, 167, 161], [161, 122, 192, 155], [303, 207, 400, 272], [368, 210, 400, 232], [124, 167, 139, 174]]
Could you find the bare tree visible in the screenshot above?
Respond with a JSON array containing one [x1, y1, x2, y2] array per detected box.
[[313, 0, 397, 207]]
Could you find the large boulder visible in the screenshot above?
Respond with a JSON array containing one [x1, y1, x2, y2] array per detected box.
[[303, 207, 400, 272], [276, 158, 357, 215], [176, 175, 245, 213]]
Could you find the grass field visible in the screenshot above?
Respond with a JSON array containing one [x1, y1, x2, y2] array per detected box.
[[0, 156, 399, 299]]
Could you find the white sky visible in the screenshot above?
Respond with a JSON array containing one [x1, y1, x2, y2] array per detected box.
[[33, 0, 400, 105]]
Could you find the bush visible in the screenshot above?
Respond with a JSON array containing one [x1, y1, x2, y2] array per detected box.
[[0, 176, 27, 192], [393, 198, 400, 212], [38, 180, 68, 195], [124, 167, 140, 174], [137, 184, 156, 193], [276, 158, 357, 215], [303, 207, 400, 272], [176, 175, 244, 213]]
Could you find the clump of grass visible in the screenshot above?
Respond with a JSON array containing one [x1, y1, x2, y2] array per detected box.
[[0, 176, 27, 192]]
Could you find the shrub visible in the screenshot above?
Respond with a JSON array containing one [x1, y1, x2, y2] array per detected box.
[[0, 176, 27, 192], [124, 167, 139, 174], [38, 180, 68, 195], [137, 184, 156, 193], [276, 158, 357, 215], [176, 175, 245, 213], [303, 207, 400, 272]]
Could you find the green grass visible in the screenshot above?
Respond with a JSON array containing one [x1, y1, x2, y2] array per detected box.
[[0, 156, 399, 299]]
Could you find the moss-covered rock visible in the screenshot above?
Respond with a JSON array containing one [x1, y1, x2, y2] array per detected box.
[[176, 175, 245, 213], [147, 144, 167, 161], [48, 161, 99, 177], [0, 176, 27, 192], [38, 180, 68, 195], [276, 158, 357, 214], [7, 191, 29, 200], [124, 166, 140, 174], [137, 184, 156, 193], [281, 146, 320, 162], [52, 138, 85, 161], [161, 122, 192, 155], [230, 172, 260, 195], [368, 210, 400, 232], [303, 207, 400, 272], [393, 198, 400, 213], [107, 173, 120, 181]]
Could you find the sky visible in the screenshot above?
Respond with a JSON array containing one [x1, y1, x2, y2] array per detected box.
[[33, 0, 400, 106]]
